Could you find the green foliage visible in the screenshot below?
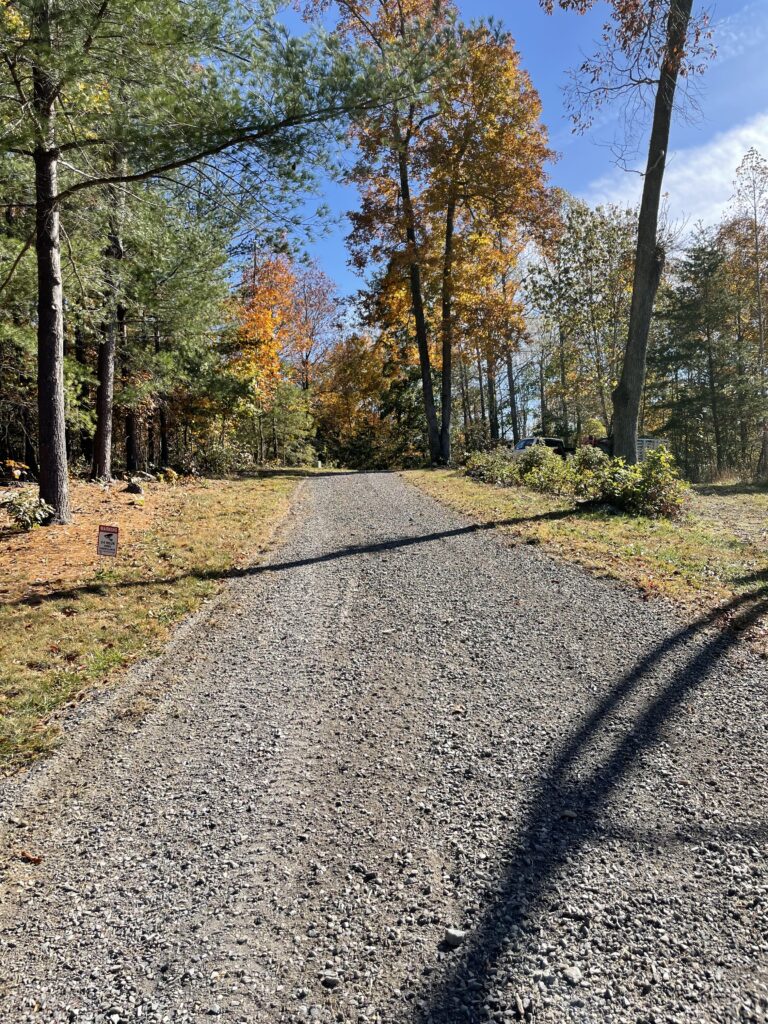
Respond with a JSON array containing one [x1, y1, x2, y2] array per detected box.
[[1, 489, 55, 530], [603, 448, 687, 519], [465, 444, 686, 519]]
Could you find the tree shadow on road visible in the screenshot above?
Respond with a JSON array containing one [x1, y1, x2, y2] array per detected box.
[[410, 572, 768, 1023], [12, 509, 574, 607]]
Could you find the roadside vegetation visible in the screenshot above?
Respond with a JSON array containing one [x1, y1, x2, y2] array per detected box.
[[0, 473, 299, 774], [405, 467, 768, 653]]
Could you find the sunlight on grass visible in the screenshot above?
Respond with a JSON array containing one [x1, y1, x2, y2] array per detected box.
[[0, 474, 299, 774], [404, 468, 768, 630]]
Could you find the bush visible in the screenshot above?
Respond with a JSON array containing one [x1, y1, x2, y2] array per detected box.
[[516, 444, 574, 495], [606, 447, 686, 519], [1, 488, 55, 530], [465, 449, 518, 486], [463, 442, 686, 519], [572, 445, 610, 500]]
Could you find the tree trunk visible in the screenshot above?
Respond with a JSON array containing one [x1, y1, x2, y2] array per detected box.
[[74, 324, 93, 465], [538, 356, 548, 434], [91, 165, 127, 479], [438, 198, 456, 463], [459, 353, 470, 433], [476, 347, 487, 425], [92, 322, 116, 478], [159, 405, 170, 466], [705, 327, 724, 475], [125, 410, 138, 474], [611, 0, 693, 463], [32, 8, 70, 523], [395, 136, 440, 462], [505, 348, 521, 444], [487, 358, 499, 442], [558, 326, 569, 443], [146, 421, 155, 469]]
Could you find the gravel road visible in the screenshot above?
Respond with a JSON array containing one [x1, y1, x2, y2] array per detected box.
[[1, 471, 766, 1024]]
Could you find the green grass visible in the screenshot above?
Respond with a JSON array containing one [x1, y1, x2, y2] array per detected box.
[[0, 473, 300, 773], [404, 468, 768, 643]]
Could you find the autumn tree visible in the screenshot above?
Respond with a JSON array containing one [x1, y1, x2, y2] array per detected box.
[[344, 5, 549, 462]]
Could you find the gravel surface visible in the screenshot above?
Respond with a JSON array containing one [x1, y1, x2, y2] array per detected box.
[[1, 471, 766, 1024]]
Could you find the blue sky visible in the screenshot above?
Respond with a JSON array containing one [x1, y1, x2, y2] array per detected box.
[[296, 0, 768, 296]]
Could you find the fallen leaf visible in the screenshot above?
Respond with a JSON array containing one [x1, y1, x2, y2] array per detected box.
[[17, 850, 42, 865]]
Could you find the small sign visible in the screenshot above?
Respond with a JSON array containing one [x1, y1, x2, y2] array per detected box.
[[97, 525, 119, 557]]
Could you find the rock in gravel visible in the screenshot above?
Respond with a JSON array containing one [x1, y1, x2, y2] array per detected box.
[[562, 966, 583, 987], [444, 928, 468, 949]]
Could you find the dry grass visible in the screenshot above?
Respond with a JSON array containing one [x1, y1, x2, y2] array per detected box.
[[0, 473, 300, 773], [404, 468, 768, 652]]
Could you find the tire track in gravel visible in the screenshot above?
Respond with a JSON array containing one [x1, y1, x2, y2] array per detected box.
[[0, 471, 766, 1024]]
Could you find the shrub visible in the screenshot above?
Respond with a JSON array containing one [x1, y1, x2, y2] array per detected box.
[[572, 445, 610, 500], [1, 488, 55, 530], [610, 447, 686, 519], [516, 444, 574, 495], [465, 449, 518, 486], [463, 441, 686, 519]]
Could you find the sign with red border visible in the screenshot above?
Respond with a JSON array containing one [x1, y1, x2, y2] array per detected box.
[[97, 525, 119, 557]]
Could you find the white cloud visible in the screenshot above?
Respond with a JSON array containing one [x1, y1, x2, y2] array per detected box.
[[583, 110, 768, 227], [712, 1, 768, 63]]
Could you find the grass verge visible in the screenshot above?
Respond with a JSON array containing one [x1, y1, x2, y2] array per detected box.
[[0, 473, 300, 774], [404, 468, 768, 651]]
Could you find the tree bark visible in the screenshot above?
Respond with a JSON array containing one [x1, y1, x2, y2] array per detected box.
[[505, 348, 520, 445], [125, 408, 138, 473], [92, 322, 116, 478], [92, 163, 127, 479], [705, 326, 724, 474], [476, 347, 487, 426], [159, 405, 170, 466], [395, 126, 440, 462], [487, 358, 499, 442], [438, 198, 456, 463], [611, 0, 693, 463], [32, 1, 70, 522]]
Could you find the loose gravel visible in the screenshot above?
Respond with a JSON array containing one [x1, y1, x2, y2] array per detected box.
[[0, 471, 766, 1024]]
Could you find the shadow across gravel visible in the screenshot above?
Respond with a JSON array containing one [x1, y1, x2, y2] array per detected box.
[[412, 572, 768, 1023], [13, 508, 575, 607]]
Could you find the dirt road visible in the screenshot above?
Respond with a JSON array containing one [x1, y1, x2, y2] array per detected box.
[[1, 472, 766, 1023]]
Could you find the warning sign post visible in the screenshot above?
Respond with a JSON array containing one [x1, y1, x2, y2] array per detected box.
[[97, 525, 119, 557]]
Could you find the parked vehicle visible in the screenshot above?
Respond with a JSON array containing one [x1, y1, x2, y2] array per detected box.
[[510, 436, 567, 458], [589, 437, 669, 462]]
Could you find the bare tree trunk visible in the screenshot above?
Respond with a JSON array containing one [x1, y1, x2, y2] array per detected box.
[[558, 327, 569, 443], [32, 3, 70, 521], [125, 410, 138, 473], [459, 354, 470, 433], [538, 356, 548, 434], [705, 326, 724, 475], [476, 347, 487, 426], [611, 0, 693, 462], [439, 198, 456, 463], [505, 349, 520, 444], [159, 405, 170, 466], [92, 163, 127, 480], [487, 358, 499, 442], [92, 322, 116, 478], [395, 129, 440, 462]]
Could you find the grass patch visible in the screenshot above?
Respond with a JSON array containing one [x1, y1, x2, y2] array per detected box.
[[404, 468, 768, 649], [0, 473, 300, 774]]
